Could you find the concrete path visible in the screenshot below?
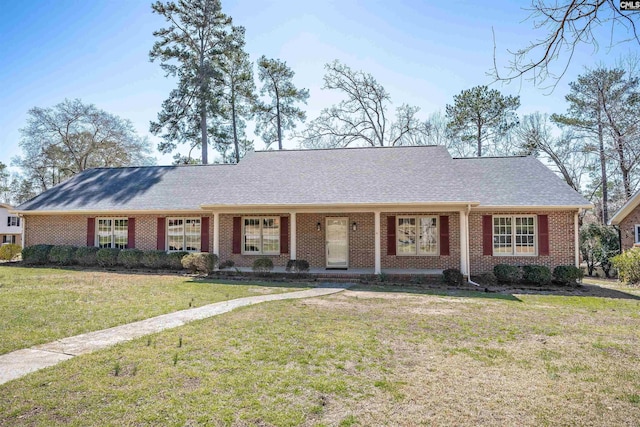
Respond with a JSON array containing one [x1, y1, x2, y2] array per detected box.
[[0, 284, 350, 385]]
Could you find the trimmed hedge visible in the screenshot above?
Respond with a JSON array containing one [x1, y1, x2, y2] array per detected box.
[[476, 272, 497, 286], [219, 260, 235, 269], [75, 247, 99, 266], [118, 248, 143, 269], [252, 257, 273, 273], [48, 245, 78, 265], [522, 265, 552, 285], [611, 248, 640, 284], [493, 264, 521, 283], [553, 265, 583, 286], [167, 251, 189, 270], [141, 250, 168, 269], [286, 259, 310, 273], [22, 245, 53, 265], [442, 268, 464, 286], [0, 243, 22, 261], [96, 248, 120, 267], [182, 252, 218, 274]]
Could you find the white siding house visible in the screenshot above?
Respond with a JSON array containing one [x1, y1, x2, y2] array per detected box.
[[0, 203, 22, 245]]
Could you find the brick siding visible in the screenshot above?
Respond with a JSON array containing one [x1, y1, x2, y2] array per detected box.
[[618, 209, 640, 250]]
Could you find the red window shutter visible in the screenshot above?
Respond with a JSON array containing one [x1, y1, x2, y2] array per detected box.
[[87, 218, 95, 247], [482, 215, 493, 256], [127, 217, 136, 249], [157, 217, 166, 250], [387, 215, 396, 256], [201, 217, 210, 252], [538, 215, 549, 256], [232, 217, 242, 254], [280, 216, 289, 254], [439, 215, 450, 256]]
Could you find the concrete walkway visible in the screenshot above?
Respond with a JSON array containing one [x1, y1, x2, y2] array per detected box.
[[0, 284, 351, 385]]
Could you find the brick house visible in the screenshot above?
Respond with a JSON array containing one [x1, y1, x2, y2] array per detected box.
[[609, 191, 640, 250], [0, 203, 23, 246], [12, 146, 590, 276]]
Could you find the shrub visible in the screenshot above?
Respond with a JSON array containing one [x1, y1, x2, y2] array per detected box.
[[182, 252, 218, 274], [22, 244, 53, 265], [286, 259, 310, 273], [252, 257, 273, 273], [96, 248, 120, 267], [48, 245, 78, 265], [166, 251, 189, 270], [611, 248, 640, 284], [75, 246, 99, 266], [0, 243, 22, 261], [475, 272, 497, 286], [219, 259, 235, 269], [493, 264, 521, 283], [141, 250, 168, 269], [442, 268, 464, 286], [118, 248, 143, 269], [553, 265, 584, 286], [522, 265, 552, 285]]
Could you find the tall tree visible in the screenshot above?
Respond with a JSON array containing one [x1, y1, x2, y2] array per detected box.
[[13, 99, 153, 193], [150, 0, 239, 164], [254, 56, 309, 150], [445, 86, 520, 157], [0, 162, 10, 204], [300, 61, 429, 148]]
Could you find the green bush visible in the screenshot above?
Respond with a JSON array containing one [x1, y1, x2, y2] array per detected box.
[[167, 251, 189, 270], [22, 245, 53, 265], [181, 252, 218, 274], [475, 272, 497, 286], [522, 265, 552, 285], [48, 245, 78, 265], [286, 259, 310, 273], [552, 265, 583, 286], [118, 248, 143, 269], [219, 259, 235, 269], [442, 268, 464, 286], [75, 246, 99, 266], [493, 264, 521, 283], [0, 243, 22, 261], [611, 248, 640, 284], [141, 250, 168, 269], [252, 257, 274, 273], [96, 248, 120, 267]]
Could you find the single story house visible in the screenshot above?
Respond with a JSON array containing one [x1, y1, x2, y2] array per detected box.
[[609, 190, 640, 250], [12, 146, 591, 277], [0, 203, 23, 246]]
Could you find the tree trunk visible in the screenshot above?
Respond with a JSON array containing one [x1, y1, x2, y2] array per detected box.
[[200, 100, 208, 164], [231, 87, 240, 163], [598, 118, 608, 224], [476, 120, 482, 157], [276, 92, 282, 150]]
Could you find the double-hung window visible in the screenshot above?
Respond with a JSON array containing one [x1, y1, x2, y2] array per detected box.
[[397, 216, 438, 255], [97, 218, 128, 249], [493, 215, 536, 256], [7, 216, 20, 227], [167, 218, 201, 252], [243, 217, 280, 255]]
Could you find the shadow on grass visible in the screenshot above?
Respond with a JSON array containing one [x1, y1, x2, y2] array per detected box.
[[349, 284, 523, 302]]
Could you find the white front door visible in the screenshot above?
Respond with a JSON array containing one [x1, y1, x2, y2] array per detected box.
[[326, 217, 348, 268]]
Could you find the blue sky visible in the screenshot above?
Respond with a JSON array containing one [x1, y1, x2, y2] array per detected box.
[[0, 0, 634, 171]]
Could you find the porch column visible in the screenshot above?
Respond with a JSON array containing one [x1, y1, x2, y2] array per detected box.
[[459, 210, 469, 277], [374, 211, 381, 274], [290, 212, 297, 260], [213, 212, 220, 256]]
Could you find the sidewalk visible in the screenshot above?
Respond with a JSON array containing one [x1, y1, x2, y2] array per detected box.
[[0, 283, 351, 385]]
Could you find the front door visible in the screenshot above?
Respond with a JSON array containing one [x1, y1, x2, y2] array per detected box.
[[326, 217, 348, 268]]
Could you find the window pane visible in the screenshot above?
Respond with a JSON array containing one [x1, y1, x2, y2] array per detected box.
[[262, 217, 280, 254], [97, 219, 113, 248], [515, 216, 535, 254], [244, 218, 261, 253], [113, 219, 128, 249], [418, 217, 438, 254], [397, 217, 416, 254], [493, 217, 512, 254], [184, 218, 201, 252]]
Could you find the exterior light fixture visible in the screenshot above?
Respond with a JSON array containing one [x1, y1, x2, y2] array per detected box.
[[352, 222, 357, 231], [317, 222, 322, 231]]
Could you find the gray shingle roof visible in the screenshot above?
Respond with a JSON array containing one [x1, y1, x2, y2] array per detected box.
[[16, 145, 590, 212]]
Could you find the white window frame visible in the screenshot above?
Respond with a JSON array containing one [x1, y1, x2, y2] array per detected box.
[[2, 235, 17, 244], [635, 224, 640, 244], [96, 217, 128, 249], [242, 216, 280, 255], [167, 217, 201, 252], [7, 216, 20, 227], [492, 215, 537, 256], [396, 215, 439, 256]]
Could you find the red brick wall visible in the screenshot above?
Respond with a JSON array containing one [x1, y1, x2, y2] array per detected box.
[[618, 208, 640, 250]]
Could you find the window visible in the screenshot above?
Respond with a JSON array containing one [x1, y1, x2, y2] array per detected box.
[[97, 218, 128, 249], [7, 216, 20, 227], [167, 218, 201, 252], [2, 235, 16, 244], [635, 225, 640, 244], [243, 217, 280, 255], [397, 216, 438, 255], [493, 215, 536, 256]]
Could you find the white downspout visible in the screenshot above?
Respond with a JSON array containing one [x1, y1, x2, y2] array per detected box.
[[465, 204, 481, 287], [575, 209, 580, 267]]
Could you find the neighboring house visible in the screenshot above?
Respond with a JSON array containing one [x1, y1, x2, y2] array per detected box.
[[609, 191, 640, 250], [12, 146, 591, 276], [0, 203, 23, 246]]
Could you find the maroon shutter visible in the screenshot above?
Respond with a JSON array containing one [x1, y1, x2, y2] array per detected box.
[[157, 217, 166, 250], [439, 215, 450, 256], [87, 218, 95, 247], [538, 215, 549, 256], [387, 215, 396, 256], [280, 216, 289, 254], [232, 217, 242, 254], [482, 215, 493, 256], [127, 217, 136, 249], [201, 217, 210, 252]]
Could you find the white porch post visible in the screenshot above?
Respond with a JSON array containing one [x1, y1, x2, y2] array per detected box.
[[459, 210, 469, 277], [374, 211, 381, 274], [213, 212, 220, 257], [290, 212, 297, 260]]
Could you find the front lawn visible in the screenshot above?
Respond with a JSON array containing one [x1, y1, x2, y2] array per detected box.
[[1, 282, 639, 425], [0, 266, 305, 354]]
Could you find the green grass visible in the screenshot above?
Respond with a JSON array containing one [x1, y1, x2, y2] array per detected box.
[[0, 266, 305, 354], [1, 280, 639, 425]]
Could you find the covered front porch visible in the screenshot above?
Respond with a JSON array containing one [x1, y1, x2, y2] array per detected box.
[[227, 266, 444, 276]]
